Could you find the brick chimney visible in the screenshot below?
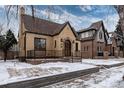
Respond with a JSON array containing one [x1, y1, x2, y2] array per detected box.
[[20, 6, 25, 15], [18, 6, 25, 58]]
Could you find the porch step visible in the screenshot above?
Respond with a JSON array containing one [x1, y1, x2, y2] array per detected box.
[[68, 58, 82, 62]]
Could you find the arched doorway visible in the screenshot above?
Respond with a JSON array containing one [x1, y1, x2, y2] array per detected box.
[[64, 40, 71, 56]]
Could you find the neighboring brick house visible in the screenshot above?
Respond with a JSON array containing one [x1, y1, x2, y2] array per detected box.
[[18, 7, 81, 59], [0, 44, 19, 60], [109, 31, 124, 57], [107, 32, 119, 57], [78, 21, 109, 59]]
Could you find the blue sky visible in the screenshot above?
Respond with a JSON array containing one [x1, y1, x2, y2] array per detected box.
[[0, 5, 119, 37]]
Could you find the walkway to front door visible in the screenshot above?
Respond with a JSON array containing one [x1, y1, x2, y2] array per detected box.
[[64, 40, 71, 56]]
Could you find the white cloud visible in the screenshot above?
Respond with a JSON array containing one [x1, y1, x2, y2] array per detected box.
[[0, 5, 5, 9], [3, 5, 118, 37], [35, 9, 86, 30], [79, 5, 92, 12], [34, 7, 119, 32]]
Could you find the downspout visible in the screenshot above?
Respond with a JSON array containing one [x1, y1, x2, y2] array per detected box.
[[81, 40, 82, 58], [24, 32, 26, 61], [122, 48, 124, 57], [92, 39, 94, 59]]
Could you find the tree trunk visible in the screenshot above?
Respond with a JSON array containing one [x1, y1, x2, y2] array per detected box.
[[3, 50, 7, 62]]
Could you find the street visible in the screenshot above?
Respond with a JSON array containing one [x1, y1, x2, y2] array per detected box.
[[45, 65, 124, 88]]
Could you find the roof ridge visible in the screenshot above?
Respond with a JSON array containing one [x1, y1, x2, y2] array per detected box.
[[89, 20, 103, 27], [22, 14, 69, 36], [22, 14, 63, 26], [78, 20, 103, 33]]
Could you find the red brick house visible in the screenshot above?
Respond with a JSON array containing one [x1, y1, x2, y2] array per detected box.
[[108, 32, 124, 58], [107, 32, 118, 57], [78, 21, 109, 59]]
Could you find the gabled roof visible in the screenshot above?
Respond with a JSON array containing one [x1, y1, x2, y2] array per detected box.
[[21, 14, 79, 39], [78, 21, 108, 42], [78, 21, 104, 33]]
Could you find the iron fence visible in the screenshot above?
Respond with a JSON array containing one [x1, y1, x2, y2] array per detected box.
[[0, 51, 19, 60], [27, 50, 82, 58]]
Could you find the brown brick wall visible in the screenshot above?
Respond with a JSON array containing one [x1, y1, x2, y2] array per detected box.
[[81, 40, 93, 58], [81, 39, 107, 59], [95, 42, 105, 56]]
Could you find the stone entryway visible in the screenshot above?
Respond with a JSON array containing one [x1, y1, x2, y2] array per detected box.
[[64, 40, 71, 56]]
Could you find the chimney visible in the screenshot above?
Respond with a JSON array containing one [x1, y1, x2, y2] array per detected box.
[[19, 6, 25, 36], [20, 6, 25, 15]]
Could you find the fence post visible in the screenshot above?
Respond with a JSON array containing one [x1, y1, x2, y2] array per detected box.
[[34, 50, 35, 60], [81, 51, 83, 58], [72, 52, 73, 63], [80, 51, 82, 63]]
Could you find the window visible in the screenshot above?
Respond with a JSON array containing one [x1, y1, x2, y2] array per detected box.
[[34, 38, 46, 51], [81, 33, 84, 38], [54, 40, 56, 48], [100, 47, 101, 51], [84, 46, 85, 51], [99, 32, 103, 39], [88, 32, 91, 37], [97, 46, 103, 56], [97, 46, 102, 52], [75, 43, 78, 51], [86, 32, 88, 37], [87, 46, 88, 51], [84, 46, 88, 51], [97, 46, 99, 52]]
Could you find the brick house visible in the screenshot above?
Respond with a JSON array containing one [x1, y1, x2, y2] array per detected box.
[[109, 31, 124, 57], [78, 21, 109, 59], [18, 7, 81, 59], [0, 44, 19, 60], [107, 32, 119, 57]]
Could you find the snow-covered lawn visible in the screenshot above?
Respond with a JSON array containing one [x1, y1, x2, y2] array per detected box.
[[82, 58, 124, 65], [45, 65, 124, 88], [0, 58, 124, 87], [0, 60, 96, 85]]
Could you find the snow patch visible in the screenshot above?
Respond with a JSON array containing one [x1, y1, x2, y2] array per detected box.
[[82, 58, 124, 65], [0, 60, 96, 85]]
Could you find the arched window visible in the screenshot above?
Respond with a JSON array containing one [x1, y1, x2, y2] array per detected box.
[[99, 32, 103, 39], [54, 40, 56, 48], [75, 43, 78, 51]]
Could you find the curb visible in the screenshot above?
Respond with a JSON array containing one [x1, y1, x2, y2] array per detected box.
[[99, 62, 124, 69]]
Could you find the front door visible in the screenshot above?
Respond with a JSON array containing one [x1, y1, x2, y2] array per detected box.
[[64, 40, 71, 56]]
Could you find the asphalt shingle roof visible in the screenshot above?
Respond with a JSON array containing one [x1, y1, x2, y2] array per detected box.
[[22, 14, 68, 36], [78, 21, 103, 33], [78, 21, 107, 41]]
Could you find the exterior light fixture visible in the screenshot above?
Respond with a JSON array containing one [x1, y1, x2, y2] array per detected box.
[[61, 38, 63, 42], [72, 40, 75, 43]]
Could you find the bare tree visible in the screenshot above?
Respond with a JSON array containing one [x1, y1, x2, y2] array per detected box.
[[4, 5, 35, 25], [114, 5, 124, 57], [114, 5, 124, 33], [0, 23, 3, 35], [45, 5, 59, 21]]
